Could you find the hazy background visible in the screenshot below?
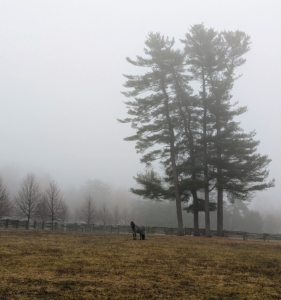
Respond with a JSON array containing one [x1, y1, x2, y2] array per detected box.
[[0, 0, 280, 214]]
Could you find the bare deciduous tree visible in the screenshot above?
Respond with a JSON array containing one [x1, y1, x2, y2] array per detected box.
[[0, 177, 13, 219], [73, 206, 80, 223], [14, 174, 41, 229], [44, 181, 64, 230], [80, 195, 97, 224], [112, 204, 121, 225], [60, 200, 70, 223], [99, 203, 112, 225], [34, 197, 48, 222], [122, 207, 128, 225]]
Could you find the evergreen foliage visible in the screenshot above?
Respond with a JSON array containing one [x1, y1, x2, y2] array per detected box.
[[120, 24, 274, 236], [120, 33, 185, 235]]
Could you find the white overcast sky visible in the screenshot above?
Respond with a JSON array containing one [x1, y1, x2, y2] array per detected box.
[[0, 0, 280, 210]]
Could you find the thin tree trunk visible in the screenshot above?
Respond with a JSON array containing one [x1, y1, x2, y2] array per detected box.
[[192, 189, 200, 236], [27, 214, 30, 230], [217, 187, 223, 236], [202, 74, 211, 237], [172, 71, 199, 235], [162, 82, 184, 236], [204, 187, 210, 236], [193, 206, 199, 236], [216, 112, 223, 236]]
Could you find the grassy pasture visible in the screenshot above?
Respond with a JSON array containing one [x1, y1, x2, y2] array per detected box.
[[0, 230, 281, 299]]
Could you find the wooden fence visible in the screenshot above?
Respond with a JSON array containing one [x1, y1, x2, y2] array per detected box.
[[0, 219, 280, 241]]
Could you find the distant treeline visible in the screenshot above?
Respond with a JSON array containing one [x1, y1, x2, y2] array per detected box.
[[0, 173, 279, 234]]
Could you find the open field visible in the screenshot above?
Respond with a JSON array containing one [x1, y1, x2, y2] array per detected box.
[[0, 230, 281, 299]]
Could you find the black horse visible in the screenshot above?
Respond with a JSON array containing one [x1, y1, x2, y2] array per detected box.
[[130, 221, 145, 240]]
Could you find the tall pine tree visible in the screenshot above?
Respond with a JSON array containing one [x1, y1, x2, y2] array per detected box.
[[119, 33, 185, 235], [120, 25, 274, 236], [182, 24, 274, 236]]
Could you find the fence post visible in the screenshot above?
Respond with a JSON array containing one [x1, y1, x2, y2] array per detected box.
[[118, 225, 119, 234], [42, 221, 45, 230], [5, 219, 9, 228], [34, 221, 37, 229]]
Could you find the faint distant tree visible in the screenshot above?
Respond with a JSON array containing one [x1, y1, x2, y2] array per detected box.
[[223, 201, 263, 233], [80, 195, 97, 224], [81, 179, 112, 205], [14, 174, 41, 229], [60, 201, 70, 223], [34, 197, 48, 222], [99, 203, 112, 225], [129, 207, 137, 224], [122, 207, 128, 225], [263, 213, 279, 234], [73, 207, 80, 223], [0, 177, 13, 219], [44, 181, 64, 230], [112, 204, 121, 225]]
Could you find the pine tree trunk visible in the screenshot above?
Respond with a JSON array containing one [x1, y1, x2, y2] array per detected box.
[[193, 208, 199, 236], [216, 115, 223, 236], [172, 75, 199, 237], [162, 83, 184, 236], [204, 187, 211, 237], [191, 189, 200, 236], [173, 159, 184, 236], [202, 77, 211, 237], [217, 187, 223, 236]]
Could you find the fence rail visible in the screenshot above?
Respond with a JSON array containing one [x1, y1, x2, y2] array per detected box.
[[0, 219, 280, 241]]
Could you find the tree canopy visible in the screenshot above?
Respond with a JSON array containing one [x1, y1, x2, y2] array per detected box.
[[120, 24, 274, 236]]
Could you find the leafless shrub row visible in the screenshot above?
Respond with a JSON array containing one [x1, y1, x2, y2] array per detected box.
[[0, 174, 132, 228]]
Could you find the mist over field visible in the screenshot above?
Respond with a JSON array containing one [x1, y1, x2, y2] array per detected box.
[[0, 1, 280, 231]]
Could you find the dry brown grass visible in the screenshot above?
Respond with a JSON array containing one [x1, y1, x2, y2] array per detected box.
[[0, 229, 281, 299]]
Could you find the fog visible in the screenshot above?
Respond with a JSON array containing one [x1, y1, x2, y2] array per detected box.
[[0, 1, 280, 214]]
